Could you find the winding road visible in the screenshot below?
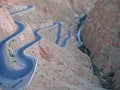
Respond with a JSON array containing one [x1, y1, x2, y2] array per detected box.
[[0, 5, 85, 90], [0, 20, 38, 90], [11, 5, 35, 16], [61, 29, 72, 47]]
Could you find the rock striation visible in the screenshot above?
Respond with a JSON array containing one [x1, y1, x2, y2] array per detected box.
[[67, 0, 97, 13], [25, 39, 104, 90], [0, 0, 21, 5], [81, 0, 120, 89], [0, 8, 17, 41], [0, 0, 110, 90], [23, 0, 97, 24]]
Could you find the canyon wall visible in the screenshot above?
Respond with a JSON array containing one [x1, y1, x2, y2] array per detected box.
[[0, 0, 105, 90], [0, 0, 21, 5], [81, 0, 120, 89], [67, 0, 97, 14], [23, 0, 97, 24], [0, 8, 17, 40]]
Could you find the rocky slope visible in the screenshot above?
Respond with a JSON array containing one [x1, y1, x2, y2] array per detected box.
[[24, 38, 105, 90], [22, 0, 97, 23], [0, 0, 21, 5], [0, 8, 17, 41], [0, 0, 107, 90], [81, 0, 120, 89], [67, 0, 97, 14]]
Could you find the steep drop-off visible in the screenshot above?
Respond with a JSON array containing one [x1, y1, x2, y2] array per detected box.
[[0, 8, 17, 40], [81, 0, 120, 89], [0, 0, 105, 90]]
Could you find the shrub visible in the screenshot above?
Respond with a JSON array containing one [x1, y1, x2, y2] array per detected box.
[[8, 49, 14, 57]]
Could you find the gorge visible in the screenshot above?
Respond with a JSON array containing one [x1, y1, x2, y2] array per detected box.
[[0, 0, 119, 90]]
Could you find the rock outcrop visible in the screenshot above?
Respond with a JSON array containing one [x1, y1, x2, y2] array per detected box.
[[0, 0, 108, 90], [67, 0, 97, 13], [25, 39, 104, 90], [23, 0, 97, 24], [113, 70, 120, 90], [0, 8, 17, 41], [0, 0, 21, 5], [0, 7, 34, 69], [81, 0, 120, 89]]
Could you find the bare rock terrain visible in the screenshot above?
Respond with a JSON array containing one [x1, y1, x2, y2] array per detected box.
[[81, 0, 120, 89], [25, 39, 104, 90], [0, 8, 17, 41], [2, 0, 120, 90], [0, 0, 22, 5]]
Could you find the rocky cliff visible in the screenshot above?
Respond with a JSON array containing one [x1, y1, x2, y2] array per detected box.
[[0, 8, 17, 40], [0, 0, 21, 5], [81, 0, 120, 89], [0, 0, 106, 90], [67, 0, 97, 13], [22, 0, 97, 24]]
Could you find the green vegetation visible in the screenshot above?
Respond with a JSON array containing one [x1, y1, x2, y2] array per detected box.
[[78, 45, 90, 56], [76, 13, 115, 90], [6, 7, 10, 10], [102, 72, 115, 90], [40, 75, 44, 78], [77, 14, 90, 56], [64, 86, 70, 90], [8, 49, 14, 57], [77, 14, 87, 30], [12, 39, 15, 42], [0, 5, 2, 8], [93, 66, 103, 76], [93, 65, 115, 90]]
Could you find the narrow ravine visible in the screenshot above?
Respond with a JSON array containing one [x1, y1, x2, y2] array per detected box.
[[0, 3, 105, 90], [76, 13, 112, 90]]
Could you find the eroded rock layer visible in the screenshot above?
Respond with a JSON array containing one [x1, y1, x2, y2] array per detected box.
[[81, 0, 120, 89], [0, 8, 17, 40], [0, 0, 21, 5], [0, 1, 104, 89]]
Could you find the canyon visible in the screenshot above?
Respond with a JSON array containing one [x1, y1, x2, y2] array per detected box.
[[81, 0, 120, 90], [0, 0, 119, 90]]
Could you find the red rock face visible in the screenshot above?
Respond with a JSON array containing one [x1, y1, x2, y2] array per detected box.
[[81, 0, 120, 89], [0, 8, 17, 40], [67, 0, 97, 13], [0, 0, 21, 5]]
